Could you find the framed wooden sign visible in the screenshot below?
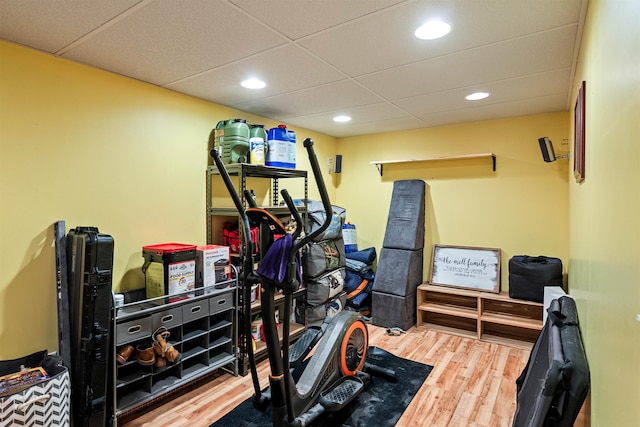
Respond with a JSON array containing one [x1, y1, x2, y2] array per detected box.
[[429, 244, 501, 293]]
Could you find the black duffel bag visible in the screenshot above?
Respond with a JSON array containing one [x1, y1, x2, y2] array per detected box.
[[508, 255, 563, 303]]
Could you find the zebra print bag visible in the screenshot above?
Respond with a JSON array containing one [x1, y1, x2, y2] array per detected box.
[[0, 356, 70, 426]]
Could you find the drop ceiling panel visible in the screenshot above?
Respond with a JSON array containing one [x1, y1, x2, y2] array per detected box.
[[167, 44, 345, 106], [420, 93, 568, 127], [298, 0, 583, 77], [396, 68, 572, 116], [282, 102, 418, 133], [318, 116, 429, 138], [230, 80, 382, 118], [0, 0, 587, 138], [61, 0, 287, 86], [228, 0, 405, 40], [358, 25, 578, 101], [0, 0, 142, 53]]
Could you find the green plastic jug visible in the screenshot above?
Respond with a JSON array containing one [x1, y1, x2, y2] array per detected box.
[[208, 120, 227, 165], [220, 119, 249, 164]]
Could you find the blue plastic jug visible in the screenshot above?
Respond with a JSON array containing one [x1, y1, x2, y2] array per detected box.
[[266, 124, 296, 169], [343, 223, 358, 253]]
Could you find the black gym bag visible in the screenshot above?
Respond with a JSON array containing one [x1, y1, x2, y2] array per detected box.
[[508, 255, 563, 303]]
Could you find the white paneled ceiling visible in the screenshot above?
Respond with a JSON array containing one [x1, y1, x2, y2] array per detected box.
[[0, 0, 587, 138]]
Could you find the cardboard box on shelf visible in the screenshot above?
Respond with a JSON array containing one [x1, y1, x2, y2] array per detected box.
[[197, 245, 231, 289]]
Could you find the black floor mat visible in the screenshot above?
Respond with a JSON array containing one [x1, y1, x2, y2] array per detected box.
[[211, 346, 433, 427]]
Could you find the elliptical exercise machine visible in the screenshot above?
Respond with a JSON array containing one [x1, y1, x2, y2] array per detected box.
[[212, 138, 390, 427]]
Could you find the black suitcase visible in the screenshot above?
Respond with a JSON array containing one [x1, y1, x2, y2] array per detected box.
[[508, 255, 563, 303], [67, 226, 114, 427]]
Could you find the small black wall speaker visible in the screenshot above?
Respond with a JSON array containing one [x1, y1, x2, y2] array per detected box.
[[334, 154, 342, 173], [538, 137, 557, 162]]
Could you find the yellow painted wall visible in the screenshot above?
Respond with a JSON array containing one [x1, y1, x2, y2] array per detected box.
[[0, 41, 337, 359], [568, 0, 640, 425], [336, 113, 570, 289]]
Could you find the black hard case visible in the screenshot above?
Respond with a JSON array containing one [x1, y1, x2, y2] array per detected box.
[[67, 226, 114, 427], [508, 255, 563, 303], [512, 296, 590, 427]]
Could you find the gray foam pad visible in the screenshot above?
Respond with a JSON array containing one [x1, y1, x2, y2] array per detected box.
[[382, 180, 426, 250], [373, 248, 423, 297], [371, 291, 416, 331]]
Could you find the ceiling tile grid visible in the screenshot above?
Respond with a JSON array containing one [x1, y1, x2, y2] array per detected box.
[[228, 0, 406, 40], [296, 0, 582, 77], [61, 0, 288, 85], [355, 25, 579, 101], [0, 0, 143, 53], [395, 68, 573, 117], [166, 44, 346, 106], [282, 102, 418, 131], [0, 0, 587, 137], [230, 79, 384, 118]]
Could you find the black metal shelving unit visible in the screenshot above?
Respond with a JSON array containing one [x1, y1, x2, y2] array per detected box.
[[206, 163, 308, 374]]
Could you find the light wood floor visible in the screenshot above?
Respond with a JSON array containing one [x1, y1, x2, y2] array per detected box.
[[118, 324, 550, 427]]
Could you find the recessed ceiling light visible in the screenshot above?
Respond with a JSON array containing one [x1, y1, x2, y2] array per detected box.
[[240, 78, 266, 89], [333, 115, 351, 123], [414, 21, 451, 40], [466, 92, 490, 101]]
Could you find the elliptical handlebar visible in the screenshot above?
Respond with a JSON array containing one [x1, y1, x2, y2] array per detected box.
[[279, 138, 333, 294], [290, 138, 333, 258], [279, 137, 333, 424], [209, 149, 255, 272], [211, 138, 331, 262], [279, 189, 303, 242], [209, 148, 262, 401]]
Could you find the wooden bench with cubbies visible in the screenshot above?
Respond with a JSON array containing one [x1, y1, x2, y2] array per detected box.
[[416, 283, 543, 349]]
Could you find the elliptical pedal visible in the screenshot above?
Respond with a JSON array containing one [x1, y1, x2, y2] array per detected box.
[[319, 376, 365, 412], [289, 327, 322, 366]]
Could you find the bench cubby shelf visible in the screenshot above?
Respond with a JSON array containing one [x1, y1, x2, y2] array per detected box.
[[113, 284, 237, 418], [416, 283, 543, 349]]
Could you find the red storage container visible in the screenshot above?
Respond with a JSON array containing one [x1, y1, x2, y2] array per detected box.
[[142, 243, 197, 302]]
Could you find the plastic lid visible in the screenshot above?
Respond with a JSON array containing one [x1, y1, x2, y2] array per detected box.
[[196, 244, 228, 250], [142, 243, 197, 254], [278, 124, 287, 129]]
